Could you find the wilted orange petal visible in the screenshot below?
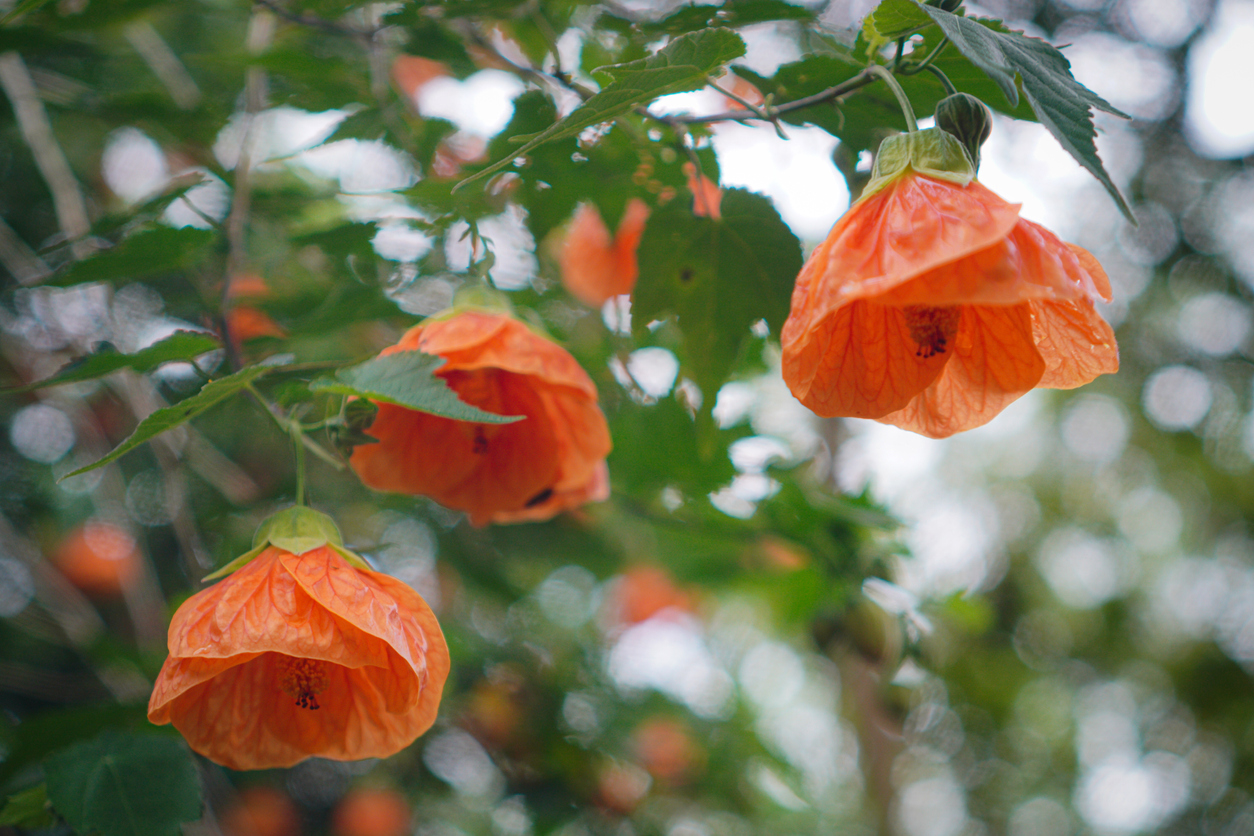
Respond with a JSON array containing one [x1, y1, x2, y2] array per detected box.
[[880, 303, 1045, 438], [783, 298, 951, 419]]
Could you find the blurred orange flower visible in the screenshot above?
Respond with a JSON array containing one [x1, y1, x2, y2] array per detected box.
[[331, 788, 411, 836], [682, 161, 721, 220], [559, 199, 650, 307], [781, 129, 1118, 438], [53, 520, 141, 598], [350, 310, 612, 525], [390, 55, 447, 107], [219, 786, 302, 836], [147, 542, 449, 770]]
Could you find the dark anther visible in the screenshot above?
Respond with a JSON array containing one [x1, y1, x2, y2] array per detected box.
[[525, 488, 554, 508]]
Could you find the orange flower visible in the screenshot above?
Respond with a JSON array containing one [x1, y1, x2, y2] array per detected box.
[[147, 509, 449, 770], [682, 161, 721, 220], [53, 520, 141, 598], [331, 788, 411, 836], [781, 129, 1118, 438], [390, 55, 448, 107], [559, 199, 650, 307], [350, 310, 612, 525]]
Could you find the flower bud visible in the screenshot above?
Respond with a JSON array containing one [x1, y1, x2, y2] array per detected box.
[[935, 92, 993, 169]]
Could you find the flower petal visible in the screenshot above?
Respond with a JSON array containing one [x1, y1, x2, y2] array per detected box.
[[783, 300, 951, 419], [784, 176, 1021, 329], [879, 304, 1045, 438], [156, 653, 437, 770], [163, 548, 391, 669], [350, 368, 563, 521], [279, 548, 449, 710], [401, 313, 600, 398], [1031, 298, 1119, 388]]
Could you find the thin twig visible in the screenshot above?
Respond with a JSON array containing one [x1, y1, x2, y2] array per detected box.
[[221, 10, 274, 372], [124, 21, 202, 109], [674, 68, 879, 125], [0, 52, 93, 259], [0, 216, 51, 285]]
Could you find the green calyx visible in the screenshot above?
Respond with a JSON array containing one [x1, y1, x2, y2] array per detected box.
[[861, 128, 976, 200], [202, 506, 372, 581]]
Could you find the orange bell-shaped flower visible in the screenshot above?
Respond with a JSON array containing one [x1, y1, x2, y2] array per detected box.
[[781, 129, 1118, 438], [148, 508, 449, 770], [349, 309, 612, 525], [559, 199, 650, 307]]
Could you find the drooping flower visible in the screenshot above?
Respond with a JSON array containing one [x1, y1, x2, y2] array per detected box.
[[559, 199, 650, 307], [148, 508, 449, 771], [781, 128, 1118, 438], [349, 309, 612, 525]]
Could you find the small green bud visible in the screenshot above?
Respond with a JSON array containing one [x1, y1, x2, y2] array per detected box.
[[935, 93, 993, 169]]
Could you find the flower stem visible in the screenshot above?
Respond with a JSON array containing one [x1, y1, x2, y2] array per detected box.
[[290, 420, 307, 506], [867, 65, 918, 133]]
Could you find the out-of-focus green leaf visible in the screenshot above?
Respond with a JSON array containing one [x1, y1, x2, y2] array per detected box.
[[610, 395, 746, 497], [44, 731, 201, 836], [456, 28, 745, 190], [920, 7, 1133, 219], [0, 0, 54, 25], [9, 331, 220, 392], [633, 188, 802, 400], [60, 365, 271, 479], [0, 785, 53, 828], [0, 704, 151, 788], [51, 227, 217, 287], [862, 0, 933, 53], [309, 351, 522, 424], [635, 0, 815, 35]]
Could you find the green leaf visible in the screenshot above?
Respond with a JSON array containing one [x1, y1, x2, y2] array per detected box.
[[0, 703, 151, 788], [309, 351, 523, 424], [919, 7, 1134, 220], [633, 188, 802, 399], [455, 28, 745, 190], [52, 227, 218, 287], [60, 365, 271, 479], [0, 785, 54, 829], [9, 331, 220, 392], [44, 731, 201, 836], [0, 0, 55, 25], [862, 0, 933, 53]]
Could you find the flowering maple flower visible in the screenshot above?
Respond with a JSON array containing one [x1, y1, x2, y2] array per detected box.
[[349, 309, 612, 525], [781, 128, 1118, 438], [559, 199, 650, 307], [148, 508, 449, 771], [682, 161, 721, 220]]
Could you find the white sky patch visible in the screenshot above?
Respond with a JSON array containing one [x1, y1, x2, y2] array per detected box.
[[213, 106, 347, 170], [444, 206, 537, 290], [102, 127, 169, 203], [1186, 0, 1254, 158], [297, 139, 417, 193], [607, 615, 735, 718], [417, 70, 526, 136], [1066, 34, 1178, 122], [712, 122, 847, 242]]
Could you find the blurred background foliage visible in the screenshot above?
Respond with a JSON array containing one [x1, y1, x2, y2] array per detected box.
[[1, 0, 1253, 834]]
